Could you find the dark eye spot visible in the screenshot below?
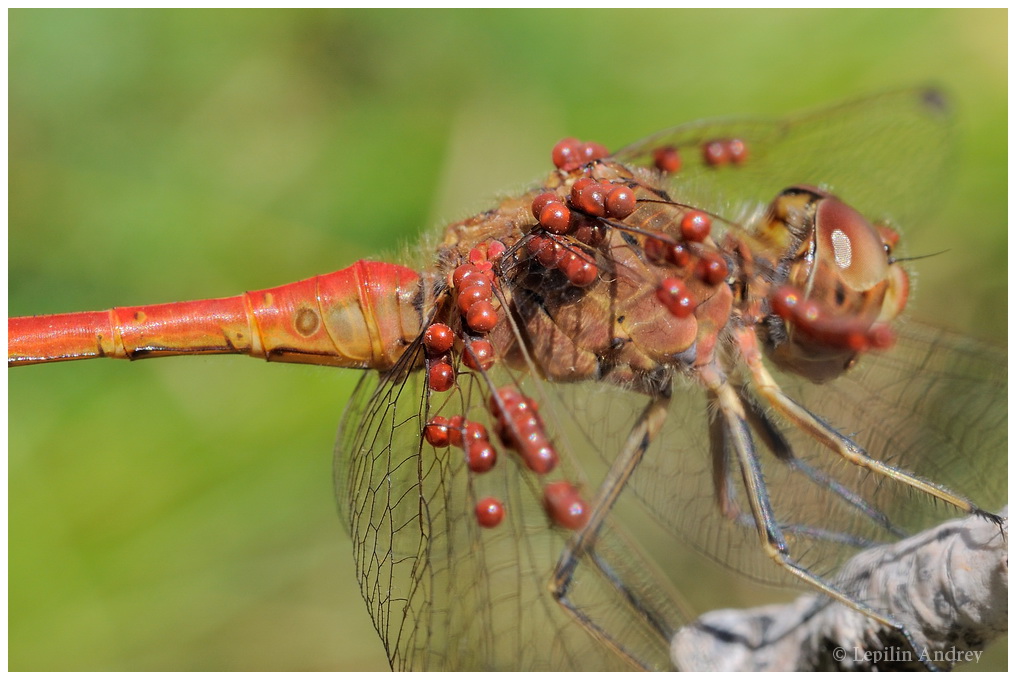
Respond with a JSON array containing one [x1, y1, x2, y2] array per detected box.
[[835, 282, 847, 307], [295, 307, 320, 336]]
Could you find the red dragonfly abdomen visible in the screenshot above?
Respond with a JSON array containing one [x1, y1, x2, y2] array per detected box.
[[8, 260, 426, 370]]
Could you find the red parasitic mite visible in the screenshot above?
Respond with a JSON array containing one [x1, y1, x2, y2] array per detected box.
[[457, 282, 492, 315], [569, 180, 608, 217], [656, 277, 696, 318], [644, 236, 669, 263], [680, 211, 712, 242], [466, 439, 497, 473], [521, 436, 558, 474], [423, 323, 454, 355], [667, 242, 691, 268], [465, 300, 498, 333], [462, 339, 495, 371], [423, 416, 450, 447], [531, 192, 557, 221], [533, 236, 566, 268], [652, 145, 682, 173], [485, 240, 506, 261], [451, 263, 483, 289], [604, 185, 636, 219], [463, 420, 489, 444], [727, 138, 749, 164], [474, 497, 505, 528], [702, 139, 731, 166], [563, 255, 598, 287], [551, 137, 581, 171], [539, 201, 572, 234], [427, 361, 455, 392], [447, 414, 465, 448], [696, 252, 728, 286], [542, 481, 588, 530]]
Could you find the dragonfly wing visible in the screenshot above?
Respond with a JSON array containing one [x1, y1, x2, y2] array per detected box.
[[614, 88, 952, 231], [335, 346, 689, 670]]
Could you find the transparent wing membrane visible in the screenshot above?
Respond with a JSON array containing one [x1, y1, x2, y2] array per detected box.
[[614, 88, 951, 230]]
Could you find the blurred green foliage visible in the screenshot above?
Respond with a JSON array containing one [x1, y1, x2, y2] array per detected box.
[[9, 9, 1006, 671]]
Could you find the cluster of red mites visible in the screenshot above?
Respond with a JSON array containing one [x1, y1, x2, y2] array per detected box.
[[702, 137, 749, 167], [770, 286, 894, 352], [643, 208, 729, 320], [551, 137, 610, 172], [423, 248, 506, 392], [490, 387, 588, 530], [541, 480, 589, 531], [424, 415, 497, 474], [490, 387, 558, 475], [526, 160, 640, 288]]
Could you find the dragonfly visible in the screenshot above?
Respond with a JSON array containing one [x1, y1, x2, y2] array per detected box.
[[9, 89, 1006, 670]]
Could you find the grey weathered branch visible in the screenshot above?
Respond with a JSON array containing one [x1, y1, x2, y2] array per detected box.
[[672, 508, 1007, 671]]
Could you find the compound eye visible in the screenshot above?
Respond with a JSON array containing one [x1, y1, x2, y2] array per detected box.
[[815, 197, 888, 292]]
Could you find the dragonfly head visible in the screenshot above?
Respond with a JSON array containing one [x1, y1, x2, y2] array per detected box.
[[759, 186, 910, 383]]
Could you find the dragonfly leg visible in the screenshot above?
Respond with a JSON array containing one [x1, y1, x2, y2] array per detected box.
[[548, 394, 675, 668], [701, 366, 942, 669], [732, 327, 999, 523], [740, 392, 906, 537]]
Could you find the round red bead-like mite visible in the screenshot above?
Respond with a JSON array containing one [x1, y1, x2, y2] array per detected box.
[[526, 234, 548, 257], [570, 180, 608, 217], [605, 185, 636, 219], [680, 211, 712, 242], [727, 138, 749, 164], [489, 387, 522, 419], [702, 139, 731, 167], [534, 236, 566, 268], [551, 137, 581, 171], [465, 300, 498, 333], [656, 277, 695, 318], [572, 220, 606, 246], [423, 323, 454, 356], [428, 361, 455, 392], [531, 192, 557, 221], [539, 202, 572, 234], [463, 339, 495, 371], [452, 263, 483, 289], [563, 256, 598, 287], [521, 436, 559, 474], [579, 141, 609, 164], [466, 439, 497, 473], [457, 282, 492, 315], [475, 497, 505, 528], [423, 416, 450, 447], [653, 146, 682, 174], [542, 481, 588, 530], [667, 242, 691, 267], [696, 252, 729, 286], [447, 414, 465, 448], [460, 273, 493, 296], [463, 420, 489, 444]]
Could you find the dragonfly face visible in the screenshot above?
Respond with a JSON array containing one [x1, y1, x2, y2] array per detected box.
[[758, 185, 911, 382]]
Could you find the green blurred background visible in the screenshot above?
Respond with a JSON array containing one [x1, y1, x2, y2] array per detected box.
[[9, 9, 1006, 671]]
